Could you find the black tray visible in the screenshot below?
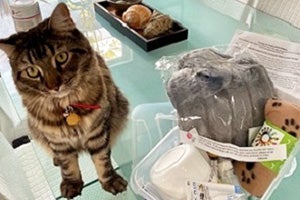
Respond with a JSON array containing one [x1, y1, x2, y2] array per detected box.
[[94, 1, 188, 51]]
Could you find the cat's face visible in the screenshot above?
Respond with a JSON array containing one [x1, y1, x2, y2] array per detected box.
[[0, 3, 94, 98]]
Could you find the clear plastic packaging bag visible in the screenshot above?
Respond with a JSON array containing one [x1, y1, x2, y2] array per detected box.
[[156, 46, 277, 147]]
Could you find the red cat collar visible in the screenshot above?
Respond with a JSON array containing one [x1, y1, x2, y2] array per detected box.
[[71, 103, 101, 110]]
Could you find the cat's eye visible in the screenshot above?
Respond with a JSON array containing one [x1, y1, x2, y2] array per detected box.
[[26, 66, 40, 78], [55, 51, 68, 64]]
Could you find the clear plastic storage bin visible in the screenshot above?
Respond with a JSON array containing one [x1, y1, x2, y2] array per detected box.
[[130, 126, 181, 200], [131, 102, 176, 168], [130, 108, 300, 200]]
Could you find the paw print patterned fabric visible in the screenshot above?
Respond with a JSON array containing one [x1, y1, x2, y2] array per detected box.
[[265, 98, 300, 138], [234, 98, 300, 197], [166, 48, 276, 146]]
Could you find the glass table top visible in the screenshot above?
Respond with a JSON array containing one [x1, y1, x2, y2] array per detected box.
[[1, 0, 300, 199]]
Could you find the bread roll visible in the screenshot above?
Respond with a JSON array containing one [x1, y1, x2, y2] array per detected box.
[[122, 5, 152, 29]]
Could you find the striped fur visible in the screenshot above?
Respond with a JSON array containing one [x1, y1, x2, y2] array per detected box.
[[0, 3, 129, 198]]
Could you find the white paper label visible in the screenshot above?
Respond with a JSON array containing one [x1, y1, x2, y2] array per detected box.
[[180, 128, 287, 162]]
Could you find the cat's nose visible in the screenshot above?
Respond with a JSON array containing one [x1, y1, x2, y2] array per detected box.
[[46, 77, 62, 91], [46, 83, 60, 91], [52, 85, 60, 91]]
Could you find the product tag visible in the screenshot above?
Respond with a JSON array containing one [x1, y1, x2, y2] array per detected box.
[[63, 106, 81, 126], [180, 129, 287, 162], [66, 113, 81, 126], [185, 180, 244, 200], [252, 120, 298, 173]]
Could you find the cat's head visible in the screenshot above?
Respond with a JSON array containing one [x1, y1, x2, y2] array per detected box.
[[0, 3, 95, 98]]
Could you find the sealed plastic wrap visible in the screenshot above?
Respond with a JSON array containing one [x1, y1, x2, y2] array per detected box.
[[156, 47, 277, 147]]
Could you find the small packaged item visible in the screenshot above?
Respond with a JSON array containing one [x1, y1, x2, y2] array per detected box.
[[185, 181, 245, 200], [218, 158, 240, 185]]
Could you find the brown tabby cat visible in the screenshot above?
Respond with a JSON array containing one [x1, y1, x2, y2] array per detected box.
[[0, 3, 129, 199]]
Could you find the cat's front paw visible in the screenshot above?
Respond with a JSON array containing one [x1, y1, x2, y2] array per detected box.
[[101, 173, 128, 195], [60, 179, 84, 199]]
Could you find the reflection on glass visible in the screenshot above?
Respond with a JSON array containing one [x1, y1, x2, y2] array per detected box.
[[84, 28, 122, 62], [63, 0, 124, 62], [62, 0, 96, 31]]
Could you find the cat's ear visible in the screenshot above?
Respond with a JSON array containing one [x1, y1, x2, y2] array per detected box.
[[0, 38, 16, 57], [48, 3, 76, 32]]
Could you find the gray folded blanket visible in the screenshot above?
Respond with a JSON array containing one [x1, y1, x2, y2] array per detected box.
[[167, 48, 276, 146]]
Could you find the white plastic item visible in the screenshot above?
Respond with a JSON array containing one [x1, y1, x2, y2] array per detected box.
[[150, 143, 211, 200], [9, 0, 42, 32], [130, 126, 182, 200]]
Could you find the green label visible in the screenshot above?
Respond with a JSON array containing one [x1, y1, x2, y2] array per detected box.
[[252, 120, 297, 173]]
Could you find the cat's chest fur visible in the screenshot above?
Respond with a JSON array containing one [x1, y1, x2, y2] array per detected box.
[[26, 95, 110, 150]]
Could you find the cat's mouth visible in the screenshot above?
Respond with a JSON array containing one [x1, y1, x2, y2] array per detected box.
[[49, 89, 71, 98], [45, 77, 75, 97], [63, 77, 73, 86]]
